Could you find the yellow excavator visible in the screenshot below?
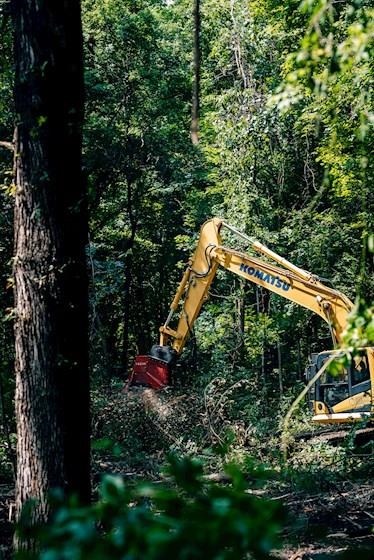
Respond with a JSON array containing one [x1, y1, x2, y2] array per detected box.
[[128, 218, 373, 424]]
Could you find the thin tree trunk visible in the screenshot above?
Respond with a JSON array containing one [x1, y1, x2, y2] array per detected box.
[[191, 0, 201, 145], [234, 280, 245, 364], [297, 338, 302, 380], [277, 338, 283, 396], [122, 178, 137, 373], [12, 0, 90, 531], [230, 0, 249, 89], [255, 286, 266, 386]]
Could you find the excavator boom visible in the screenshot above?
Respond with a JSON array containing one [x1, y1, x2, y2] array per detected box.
[[159, 218, 352, 351]]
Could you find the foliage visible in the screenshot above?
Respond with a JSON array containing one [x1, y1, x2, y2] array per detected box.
[[1, 0, 370, 416], [15, 455, 284, 560], [82, 0, 204, 377], [341, 236, 374, 349], [0, 0, 373, 553]]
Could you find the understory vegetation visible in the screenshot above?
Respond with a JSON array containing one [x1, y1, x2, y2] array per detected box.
[[11, 386, 374, 558]]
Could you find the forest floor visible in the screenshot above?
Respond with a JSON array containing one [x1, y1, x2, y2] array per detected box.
[[1, 386, 373, 559], [272, 480, 374, 559], [91, 459, 374, 559], [1, 477, 373, 559]]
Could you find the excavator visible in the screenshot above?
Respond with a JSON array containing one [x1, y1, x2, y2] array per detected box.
[[128, 218, 373, 425]]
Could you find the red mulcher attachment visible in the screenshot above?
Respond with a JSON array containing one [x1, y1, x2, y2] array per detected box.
[[126, 345, 177, 390], [129, 355, 170, 390]]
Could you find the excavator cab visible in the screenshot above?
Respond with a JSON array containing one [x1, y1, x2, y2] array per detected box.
[[307, 349, 373, 423]]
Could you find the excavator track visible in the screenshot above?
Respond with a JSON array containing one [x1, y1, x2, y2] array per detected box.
[[294, 426, 374, 447]]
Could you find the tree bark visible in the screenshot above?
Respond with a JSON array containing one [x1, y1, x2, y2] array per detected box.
[[12, 0, 90, 528]]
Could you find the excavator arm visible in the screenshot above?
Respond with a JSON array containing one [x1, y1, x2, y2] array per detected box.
[[159, 218, 353, 353]]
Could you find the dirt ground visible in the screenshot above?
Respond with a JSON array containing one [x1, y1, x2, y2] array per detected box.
[[274, 480, 374, 559]]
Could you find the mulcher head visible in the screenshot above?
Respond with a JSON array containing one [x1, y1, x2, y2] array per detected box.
[[127, 345, 178, 390]]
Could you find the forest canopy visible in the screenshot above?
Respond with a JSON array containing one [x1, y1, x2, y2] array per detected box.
[[1, 0, 373, 383]]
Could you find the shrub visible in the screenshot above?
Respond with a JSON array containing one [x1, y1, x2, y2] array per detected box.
[[16, 455, 285, 559]]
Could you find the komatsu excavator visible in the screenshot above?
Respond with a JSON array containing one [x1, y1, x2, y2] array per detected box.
[[128, 218, 373, 424]]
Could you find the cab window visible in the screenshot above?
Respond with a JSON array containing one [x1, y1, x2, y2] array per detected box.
[[351, 356, 370, 386]]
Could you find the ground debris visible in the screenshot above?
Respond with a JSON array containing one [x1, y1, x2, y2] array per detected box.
[[276, 479, 374, 559]]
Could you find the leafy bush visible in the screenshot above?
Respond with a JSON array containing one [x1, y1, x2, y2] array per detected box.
[[16, 455, 285, 560]]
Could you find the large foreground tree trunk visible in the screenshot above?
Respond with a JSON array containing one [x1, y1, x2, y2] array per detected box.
[[12, 0, 90, 526]]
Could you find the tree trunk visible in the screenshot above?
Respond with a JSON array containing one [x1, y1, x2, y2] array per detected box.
[[277, 338, 283, 396], [191, 0, 201, 145], [12, 0, 90, 529]]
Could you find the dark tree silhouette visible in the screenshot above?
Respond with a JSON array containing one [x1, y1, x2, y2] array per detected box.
[[12, 0, 90, 528]]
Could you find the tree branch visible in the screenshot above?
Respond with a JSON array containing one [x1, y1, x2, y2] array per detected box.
[[0, 141, 13, 151]]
